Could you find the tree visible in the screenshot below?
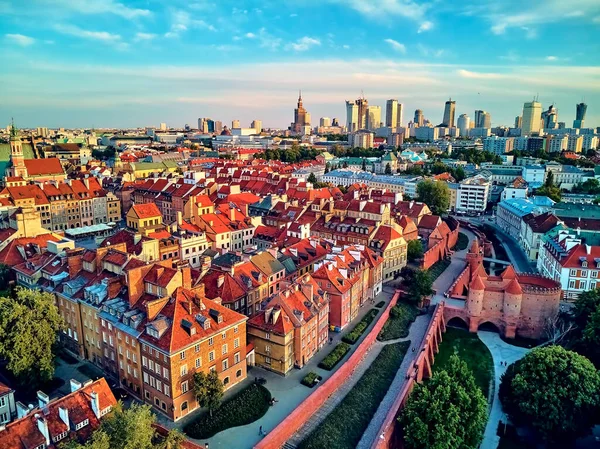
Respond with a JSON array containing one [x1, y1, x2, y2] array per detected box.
[[385, 163, 392, 174], [453, 166, 466, 182], [581, 306, 600, 366], [407, 239, 424, 262], [99, 403, 156, 449], [0, 263, 12, 292], [405, 269, 433, 304], [63, 429, 111, 449], [416, 180, 450, 216], [307, 172, 317, 184], [193, 371, 224, 417], [499, 346, 600, 443], [158, 429, 186, 449], [0, 287, 64, 390], [545, 170, 555, 188], [573, 288, 600, 330], [400, 355, 487, 449]]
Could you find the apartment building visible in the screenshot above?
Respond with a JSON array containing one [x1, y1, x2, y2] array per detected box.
[[455, 176, 490, 214], [368, 224, 407, 282]]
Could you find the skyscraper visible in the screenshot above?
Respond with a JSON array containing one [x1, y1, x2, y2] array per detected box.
[[514, 116, 522, 129], [385, 100, 404, 128], [346, 101, 358, 132], [232, 119, 241, 128], [541, 104, 558, 129], [414, 109, 424, 126], [574, 102, 587, 128], [522, 100, 542, 135], [251, 120, 262, 134], [292, 91, 309, 133], [320, 117, 331, 127], [442, 98, 456, 127], [366, 105, 381, 131], [356, 97, 368, 129], [457, 114, 470, 137], [474, 110, 491, 128]]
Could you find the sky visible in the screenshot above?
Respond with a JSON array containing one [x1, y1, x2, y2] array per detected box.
[[1, 0, 599, 130]]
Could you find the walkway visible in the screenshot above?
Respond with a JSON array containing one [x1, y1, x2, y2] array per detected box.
[[155, 288, 398, 449], [477, 331, 530, 449]]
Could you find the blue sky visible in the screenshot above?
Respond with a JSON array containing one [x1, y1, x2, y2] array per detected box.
[[1, 0, 599, 130]]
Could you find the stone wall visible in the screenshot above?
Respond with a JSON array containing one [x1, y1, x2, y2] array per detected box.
[[421, 218, 459, 270]]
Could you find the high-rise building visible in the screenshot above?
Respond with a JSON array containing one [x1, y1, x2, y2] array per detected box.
[[251, 120, 262, 134], [291, 91, 310, 133], [514, 116, 522, 129], [159, 122, 167, 131], [442, 98, 456, 127], [320, 117, 331, 127], [356, 97, 368, 129], [346, 101, 358, 132], [332, 118, 340, 127], [366, 105, 381, 131], [232, 119, 241, 129], [457, 114, 470, 137], [522, 100, 542, 135], [385, 100, 404, 128], [573, 102, 587, 128], [474, 110, 491, 128], [214, 120, 223, 134], [36, 127, 49, 137], [414, 109, 424, 127], [542, 104, 558, 129]]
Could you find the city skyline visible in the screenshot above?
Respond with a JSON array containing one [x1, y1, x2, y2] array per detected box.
[[1, 0, 599, 128]]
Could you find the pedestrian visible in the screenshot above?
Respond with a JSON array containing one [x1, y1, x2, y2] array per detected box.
[[259, 426, 263, 436], [412, 347, 415, 353]]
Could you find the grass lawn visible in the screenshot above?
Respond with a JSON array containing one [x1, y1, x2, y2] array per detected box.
[[434, 328, 493, 398], [377, 302, 418, 341], [184, 384, 271, 439], [318, 342, 351, 370], [342, 309, 378, 344], [455, 232, 469, 251], [298, 341, 410, 449], [77, 363, 104, 380], [428, 259, 451, 281]]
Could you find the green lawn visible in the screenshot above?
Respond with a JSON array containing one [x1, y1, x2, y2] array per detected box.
[[342, 309, 378, 344], [455, 232, 469, 251], [428, 259, 451, 281], [184, 384, 271, 439], [318, 342, 351, 370], [299, 341, 410, 449], [434, 328, 493, 398], [377, 302, 418, 341]]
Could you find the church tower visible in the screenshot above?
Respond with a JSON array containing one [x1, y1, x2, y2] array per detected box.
[[8, 119, 27, 178]]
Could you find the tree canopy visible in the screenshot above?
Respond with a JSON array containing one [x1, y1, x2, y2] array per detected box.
[[193, 370, 224, 416], [0, 287, 64, 390], [407, 239, 424, 262], [416, 180, 450, 216], [499, 346, 600, 443], [572, 288, 600, 366], [400, 354, 487, 449], [405, 269, 434, 304]]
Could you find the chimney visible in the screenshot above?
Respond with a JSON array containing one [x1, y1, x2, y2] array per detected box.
[[217, 274, 225, 288], [230, 208, 236, 222], [134, 233, 142, 245], [35, 415, 50, 446], [58, 407, 70, 431], [37, 391, 49, 409], [182, 266, 192, 289], [16, 402, 30, 419], [177, 211, 183, 227], [90, 391, 100, 418], [70, 379, 82, 393]]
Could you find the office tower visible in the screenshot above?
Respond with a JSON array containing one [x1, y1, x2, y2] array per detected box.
[[356, 97, 368, 129], [232, 119, 241, 128], [36, 127, 49, 137], [320, 117, 331, 127], [366, 105, 381, 131], [481, 112, 491, 129], [385, 99, 404, 128], [251, 120, 262, 133], [214, 120, 223, 134], [414, 109, 424, 126], [346, 101, 358, 132], [292, 91, 310, 133], [457, 114, 470, 137], [573, 102, 587, 128], [159, 122, 167, 131], [522, 100, 542, 135], [514, 116, 522, 129], [542, 104, 558, 129], [442, 98, 456, 127], [332, 118, 340, 127]]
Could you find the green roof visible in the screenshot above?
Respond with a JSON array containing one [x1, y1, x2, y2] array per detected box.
[[0, 143, 36, 175], [382, 152, 398, 162]]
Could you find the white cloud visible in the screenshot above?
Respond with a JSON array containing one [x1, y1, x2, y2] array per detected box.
[[417, 21, 433, 33], [134, 32, 156, 42], [343, 44, 350, 49], [384, 38, 406, 53], [257, 28, 282, 50], [546, 55, 558, 61], [165, 11, 216, 37], [54, 24, 121, 42], [286, 36, 321, 51], [45, 0, 151, 19], [245, 32, 256, 38], [5, 33, 35, 46], [417, 44, 445, 57], [330, 0, 428, 21]]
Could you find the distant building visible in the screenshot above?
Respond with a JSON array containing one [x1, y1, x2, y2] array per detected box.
[[292, 92, 310, 133], [522, 100, 542, 135], [442, 98, 456, 127], [455, 175, 490, 214], [319, 117, 331, 127], [251, 120, 262, 134], [414, 109, 424, 127], [366, 105, 381, 131], [385, 99, 403, 128], [573, 102, 587, 128], [457, 114, 470, 137]]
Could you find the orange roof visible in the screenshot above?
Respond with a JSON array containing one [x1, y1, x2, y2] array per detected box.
[[23, 158, 64, 176], [469, 275, 485, 291], [505, 278, 523, 295], [131, 202, 162, 219]]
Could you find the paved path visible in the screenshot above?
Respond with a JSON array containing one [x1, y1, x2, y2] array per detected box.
[[477, 331, 530, 449], [154, 288, 397, 449]]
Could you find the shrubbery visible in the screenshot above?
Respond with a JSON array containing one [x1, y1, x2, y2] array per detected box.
[[378, 303, 418, 341], [301, 372, 322, 388], [342, 309, 378, 344], [318, 342, 351, 370]]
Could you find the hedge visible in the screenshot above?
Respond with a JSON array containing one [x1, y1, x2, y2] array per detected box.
[[184, 384, 272, 439], [318, 342, 351, 370], [301, 372, 322, 388], [342, 309, 378, 344], [375, 301, 385, 308], [377, 302, 418, 341]]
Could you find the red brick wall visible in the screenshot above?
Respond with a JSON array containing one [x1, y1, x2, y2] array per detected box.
[[253, 290, 401, 449], [421, 219, 459, 270]]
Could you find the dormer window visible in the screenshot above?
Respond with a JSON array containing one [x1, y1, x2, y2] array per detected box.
[[75, 419, 89, 430], [582, 261, 588, 268]]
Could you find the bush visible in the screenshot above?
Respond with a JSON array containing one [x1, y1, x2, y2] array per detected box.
[[184, 384, 271, 439], [455, 232, 469, 251], [342, 309, 378, 344], [301, 372, 322, 388], [318, 343, 351, 370], [378, 303, 418, 341], [375, 301, 385, 308], [299, 342, 410, 449]]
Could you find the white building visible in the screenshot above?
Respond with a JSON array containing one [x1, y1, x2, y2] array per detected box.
[[522, 101, 542, 136], [548, 135, 568, 153], [457, 114, 470, 137], [455, 175, 490, 214], [0, 381, 16, 424], [414, 127, 439, 141], [349, 130, 374, 149], [483, 136, 514, 155], [496, 196, 554, 241], [522, 165, 546, 186]]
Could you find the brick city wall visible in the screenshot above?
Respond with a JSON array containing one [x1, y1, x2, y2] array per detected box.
[[421, 218, 459, 270], [371, 302, 446, 449], [253, 290, 401, 449]]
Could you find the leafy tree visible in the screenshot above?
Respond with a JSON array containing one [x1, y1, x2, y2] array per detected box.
[[0, 263, 13, 291], [453, 166, 466, 182], [499, 346, 600, 443], [63, 429, 111, 449], [0, 287, 64, 390], [573, 288, 600, 329], [99, 403, 156, 449], [573, 178, 600, 195], [385, 163, 392, 174], [405, 269, 433, 304], [324, 162, 330, 174], [545, 170, 555, 188], [193, 371, 224, 417], [581, 306, 600, 366], [416, 180, 450, 216], [407, 239, 424, 262], [400, 355, 487, 449], [157, 429, 186, 449], [307, 172, 317, 184]]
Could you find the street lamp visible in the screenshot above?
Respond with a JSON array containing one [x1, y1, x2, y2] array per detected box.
[[205, 444, 209, 449]]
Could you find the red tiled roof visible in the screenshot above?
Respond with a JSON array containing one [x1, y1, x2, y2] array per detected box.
[[131, 203, 162, 219], [0, 234, 61, 266], [23, 158, 64, 176], [247, 305, 295, 336]]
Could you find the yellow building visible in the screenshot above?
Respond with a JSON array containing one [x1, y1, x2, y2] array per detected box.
[[126, 203, 163, 234], [369, 224, 408, 282]]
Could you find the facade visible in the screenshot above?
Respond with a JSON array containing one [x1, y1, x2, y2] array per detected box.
[[0, 382, 16, 425], [385, 99, 403, 128], [573, 102, 587, 129], [496, 197, 554, 241], [457, 114, 470, 137], [366, 106, 381, 131], [368, 224, 407, 282], [413, 109, 424, 127], [455, 176, 490, 214], [442, 98, 456, 127], [126, 203, 163, 234], [292, 92, 310, 133], [522, 100, 542, 135], [483, 136, 514, 155]]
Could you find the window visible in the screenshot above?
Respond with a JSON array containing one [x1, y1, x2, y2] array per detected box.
[[143, 372, 149, 384], [569, 280, 576, 289], [181, 401, 188, 411], [222, 332, 226, 340], [265, 345, 271, 353], [209, 337, 214, 346], [265, 356, 271, 365], [570, 269, 577, 276], [236, 369, 242, 378], [195, 357, 202, 368], [164, 385, 170, 397], [180, 351, 186, 360], [163, 367, 169, 379], [234, 352, 240, 364], [209, 351, 215, 362], [75, 419, 89, 430], [265, 332, 270, 340], [234, 338, 239, 349], [222, 344, 228, 355], [194, 343, 200, 353], [181, 381, 188, 393], [234, 325, 238, 334], [223, 376, 230, 386], [580, 281, 587, 290]]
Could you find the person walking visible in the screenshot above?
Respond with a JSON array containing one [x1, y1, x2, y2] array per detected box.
[[259, 426, 263, 436]]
